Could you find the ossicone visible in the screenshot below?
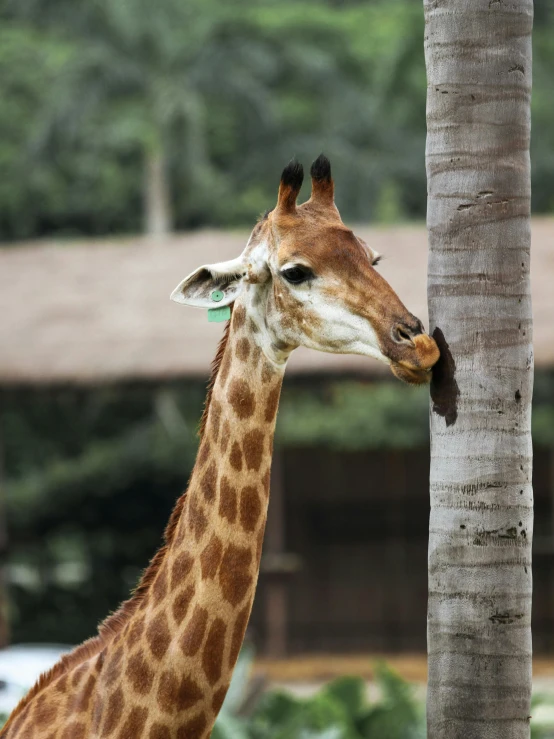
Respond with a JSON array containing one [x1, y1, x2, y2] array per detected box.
[[310, 153, 334, 204], [276, 158, 304, 214], [281, 158, 304, 189], [310, 153, 331, 182]]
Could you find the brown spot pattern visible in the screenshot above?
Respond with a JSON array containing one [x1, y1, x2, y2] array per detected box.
[[219, 350, 232, 385], [103, 646, 124, 687], [180, 606, 209, 656], [243, 429, 265, 471], [117, 706, 148, 739], [90, 694, 103, 733], [102, 686, 124, 735], [210, 400, 222, 441], [149, 724, 171, 739], [202, 618, 227, 686], [200, 461, 217, 503], [176, 712, 208, 739], [219, 544, 253, 606], [227, 379, 256, 419], [233, 305, 246, 329], [146, 612, 171, 660], [81, 675, 96, 711], [187, 497, 208, 542], [212, 685, 228, 714], [230, 605, 251, 667], [262, 361, 275, 384], [240, 486, 262, 533], [172, 583, 195, 624], [55, 674, 69, 694], [265, 385, 281, 422], [197, 439, 211, 468], [220, 420, 231, 453], [152, 566, 168, 601], [157, 671, 203, 714], [61, 723, 86, 739], [236, 337, 251, 361], [126, 651, 154, 695], [200, 535, 223, 580], [229, 442, 243, 472], [171, 551, 194, 590], [219, 476, 238, 523], [262, 467, 271, 496], [71, 663, 87, 688], [34, 695, 57, 725], [66, 674, 95, 714], [127, 615, 146, 648]]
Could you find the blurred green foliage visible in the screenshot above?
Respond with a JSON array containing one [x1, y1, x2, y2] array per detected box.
[[238, 666, 424, 739], [277, 382, 429, 450], [1, 0, 553, 240]]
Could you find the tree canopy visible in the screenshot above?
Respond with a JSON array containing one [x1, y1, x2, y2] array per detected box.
[[2, 0, 552, 240]]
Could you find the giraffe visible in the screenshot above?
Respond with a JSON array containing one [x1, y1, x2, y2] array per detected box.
[[2, 155, 439, 739]]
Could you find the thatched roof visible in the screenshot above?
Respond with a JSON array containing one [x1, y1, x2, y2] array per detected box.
[[0, 220, 551, 384]]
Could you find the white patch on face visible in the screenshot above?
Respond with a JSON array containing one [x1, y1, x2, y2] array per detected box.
[[287, 287, 389, 364], [238, 239, 294, 367], [244, 239, 271, 284]]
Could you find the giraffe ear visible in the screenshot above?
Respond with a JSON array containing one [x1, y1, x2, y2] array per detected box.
[[170, 257, 246, 308]]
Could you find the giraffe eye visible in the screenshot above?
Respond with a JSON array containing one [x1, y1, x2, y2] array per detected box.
[[281, 266, 314, 284]]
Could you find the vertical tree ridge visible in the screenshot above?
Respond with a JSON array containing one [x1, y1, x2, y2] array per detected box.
[[425, 0, 533, 737]]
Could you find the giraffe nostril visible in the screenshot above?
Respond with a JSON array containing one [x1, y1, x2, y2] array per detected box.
[[392, 324, 416, 346]]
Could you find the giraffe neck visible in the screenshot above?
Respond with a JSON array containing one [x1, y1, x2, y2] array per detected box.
[[99, 302, 286, 736], [1, 302, 287, 739]]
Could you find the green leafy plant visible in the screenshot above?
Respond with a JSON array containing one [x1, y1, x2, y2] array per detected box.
[[214, 661, 425, 739]]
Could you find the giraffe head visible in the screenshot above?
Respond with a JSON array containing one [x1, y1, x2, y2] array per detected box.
[[172, 156, 439, 384]]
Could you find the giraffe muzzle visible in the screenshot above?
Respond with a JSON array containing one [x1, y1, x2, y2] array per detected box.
[[389, 333, 440, 385]]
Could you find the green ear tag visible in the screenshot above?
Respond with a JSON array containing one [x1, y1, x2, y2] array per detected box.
[[208, 290, 229, 322], [208, 306, 231, 322]]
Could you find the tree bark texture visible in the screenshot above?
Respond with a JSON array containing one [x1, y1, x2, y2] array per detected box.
[[425, 2, 533, 738]]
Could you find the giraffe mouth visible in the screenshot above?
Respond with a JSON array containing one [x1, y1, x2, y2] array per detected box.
[[389, 361, 433, 385]]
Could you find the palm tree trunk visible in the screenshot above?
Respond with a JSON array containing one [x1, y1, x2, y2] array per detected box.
[[424, 2, 533, 738], [144, 145, 172, 237]]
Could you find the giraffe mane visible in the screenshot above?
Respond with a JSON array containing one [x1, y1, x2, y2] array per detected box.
[[3, 313, 235, 731], [199, 307, 233, 437]]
